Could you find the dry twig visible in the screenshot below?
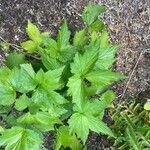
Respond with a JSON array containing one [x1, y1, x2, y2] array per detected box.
[[0, 36, 40, 60], [121, 48, 150, 99]]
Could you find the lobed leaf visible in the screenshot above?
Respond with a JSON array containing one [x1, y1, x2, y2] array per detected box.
[[39, 49, 62, 70], [67, 76, 86, 106], [89, 19, 105, 32], [5, 52, 26, 69], [57, 20, 71, 51], [68, 111, 114, 144], [0, 67, 11, 83], [85, 70, 125, 87], [55, 126, 82, 150], [36, 66, 64, 90], [73, 29, 87, 48], [21, 40, 38, 53], [68, 113, 89, 143], [26, 20, 42, 44], [0, 84, 16, 106], [15, 94, 29, 111], [17, 112, 62, 132], [71, 48, 99, 76], [82, 3, 107, 26], [0, 126, 43, 150], [10, 64, 37, 93], [80, 90, 115, 116]]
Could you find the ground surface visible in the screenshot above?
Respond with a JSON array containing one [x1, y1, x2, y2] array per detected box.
[[0, 0, 150, 149]]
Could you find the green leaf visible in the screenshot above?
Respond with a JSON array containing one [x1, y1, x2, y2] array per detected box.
[[39, 21, 73, 64], [82, 3, 107, 26], [45, 38, 58, 58], [35, 69, 45, 85], [98, 90, 116, 111], [0, 83, 16, 106], [89, 19, 105, 32], [15, 94, 29, 111], [20, 63, 35, 78], [61, 103, 74, 121], [30, 88, 67, 112], [0, 67, 11, 83], [30, 89, 49, 112], [42, 66, 64, 90], [85, 70, 125, 88], [36, 66, 64, 90], [21, 40, 38, 53], [68, 91, 115, 143], [99, 31, 109, 48], [68, 111, 114, 144], [92, 31, 120, 70], [39, 49, 62, 70], [35, 112, 62, 129], [80, 90, 115, 116], [0, 126, 4, 133], [10, 64, 37, 93], [0, 105, 11, 113], [67, 76, 86, 106], [26, 20, 42, 44], [58, 46, 75, 63], [40, 30, 74, 63], [17, 112, 36, 124], [35, 112, 62, 131], [68, 113, 89, 143], [144, 100, 150, 111], [71, 48, 99, 76], [73, 30, 87, 48], [96, 45, 119, 70], [5, 52, 26, 69], [48, 105, 67, 118], [57, 21, 71, 50], [48, 90, 67, 105], [0, 126, 43, 150], [90, 31, 120, 70], [18, 112, 62, 131], [90, 31, 99, 43], [85, 84, 104, 96], [55, 126, 82, 150], [88, 115, 114, 137], [2, 114, 20, 127]]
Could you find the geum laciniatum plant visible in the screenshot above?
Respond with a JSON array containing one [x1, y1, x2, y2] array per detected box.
[[0, 3, 125, 150]]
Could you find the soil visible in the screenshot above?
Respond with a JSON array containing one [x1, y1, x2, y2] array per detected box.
[[0, 0, 150, 149]]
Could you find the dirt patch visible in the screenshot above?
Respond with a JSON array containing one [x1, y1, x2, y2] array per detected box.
[[0, 0, 88, 42]]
